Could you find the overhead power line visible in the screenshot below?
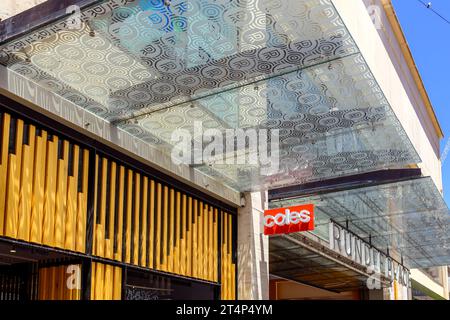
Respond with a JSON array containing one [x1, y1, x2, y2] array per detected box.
[[416, 0, 450, 25]]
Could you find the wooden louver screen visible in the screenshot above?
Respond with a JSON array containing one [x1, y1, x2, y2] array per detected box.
[[0, 112, 89, 252], [0, 109, 237, 300], [91, 154, 235, 284]]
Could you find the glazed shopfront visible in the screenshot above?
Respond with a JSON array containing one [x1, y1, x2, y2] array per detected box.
[[0, 95, 237, 300]]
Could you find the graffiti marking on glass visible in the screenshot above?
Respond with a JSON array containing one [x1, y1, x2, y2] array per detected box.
[[66, 5, 82, 30]]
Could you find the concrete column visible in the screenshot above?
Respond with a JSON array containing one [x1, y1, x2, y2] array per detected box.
[[237, 191, 269, 300]]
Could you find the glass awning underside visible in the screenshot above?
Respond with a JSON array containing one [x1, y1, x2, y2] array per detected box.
[[0, 0, 420, 191], [270, 177, 450, 269], [270, 234, 391, 292]]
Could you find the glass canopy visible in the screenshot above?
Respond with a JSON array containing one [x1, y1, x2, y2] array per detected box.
[[270, 234, 392, 292], [0, 0, 420, 191], [270, 177, 450, 269]]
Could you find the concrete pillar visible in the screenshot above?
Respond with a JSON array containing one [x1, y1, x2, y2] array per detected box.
[[237, 191, 269, 300]]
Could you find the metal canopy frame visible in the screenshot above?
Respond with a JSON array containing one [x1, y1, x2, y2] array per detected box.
[[269, 168, 423, 200]]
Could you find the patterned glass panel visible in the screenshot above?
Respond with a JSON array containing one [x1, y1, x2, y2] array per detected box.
[[0, 0, 420, 191]]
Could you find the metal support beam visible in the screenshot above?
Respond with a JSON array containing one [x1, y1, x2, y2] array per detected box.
[[269, 169, 423, 201]]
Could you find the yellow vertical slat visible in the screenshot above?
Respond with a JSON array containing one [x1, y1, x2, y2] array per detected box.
[[104, 264, 113, 300], [225, 213, 230, 300], [213, 208, 218, 282], [5, 119, 24, 239], [71, 146, 80, 251], [203, 204, 209, 280], [65, 145, 79, 251], [228, 214, 233, 299], [168, 188, 174, 273], [18, 125, 35, 241], [221, 211, 227, 299], [92, 155, 99, 255], [187, 196, 192, 277], [30, 130, 47, 243], [180, 194, 187, 276], [162, 185, 169, 271], [54, 140, 69, 248], [174, 191, 181, 275], [220, 212, 224, 298], [198, 201, 204, 279], [76, 149, 89, 253], [91, 262, 96, 300], [192, 199, 198, 278], [106, 161, 117, 260], [113, 265, 122, 300], [125, 169, 133, 264], [155, 182, 162, 270], [231, 263, 235, 300], [96, 157, 108, 258], [208, 206, 214, 281], [0, 113, 11, 235], [148, 179, 155, 269], [140, 176, 148, 267], [42, 135, 58, 246], [202, 203, 207, 280], [108, 265, 115, 300], [95, 262, 104, 300], [225, 212, 229, 300], [114, 165, 125, 262], [133, 172, 141, 266]]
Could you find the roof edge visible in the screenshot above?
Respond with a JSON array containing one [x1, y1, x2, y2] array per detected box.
[[381, 0, 444, 139]]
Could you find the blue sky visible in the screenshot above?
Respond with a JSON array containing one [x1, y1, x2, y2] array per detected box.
[[392, 0, 450, 203]]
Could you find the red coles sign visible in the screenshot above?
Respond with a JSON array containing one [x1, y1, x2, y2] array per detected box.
[[264, 204, 314, 236]]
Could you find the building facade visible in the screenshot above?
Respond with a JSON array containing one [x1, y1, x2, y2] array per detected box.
[[0, 0, 448, 300]]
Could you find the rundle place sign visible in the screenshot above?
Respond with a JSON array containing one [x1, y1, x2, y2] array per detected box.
[[329, 222, 411, 289]]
